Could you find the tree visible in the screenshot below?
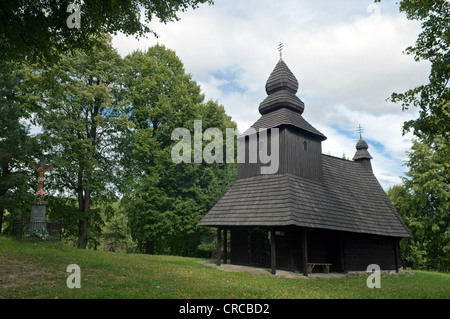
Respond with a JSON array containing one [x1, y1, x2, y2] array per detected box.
[[0, 0, 213, 65], [101, 203, 135, 253], [0, 61, 40, 233], [388, 136, 450, 271], [384, 0, 450, 139], [383, 0, 450, 271], [33, 36, 123, 249], [44, 195, 80, 244], [118, 45, 236, 256]]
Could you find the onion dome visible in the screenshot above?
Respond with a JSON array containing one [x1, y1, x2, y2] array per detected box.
[[353, 137, 373, 171], [265, 58, 299, 94], [259, 58, 305, 115], [353, 138, 373, 161]]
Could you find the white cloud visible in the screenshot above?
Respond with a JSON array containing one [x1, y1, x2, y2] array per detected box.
[[112, 0, 430, 189]]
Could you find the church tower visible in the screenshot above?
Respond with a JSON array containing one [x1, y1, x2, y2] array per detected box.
[[353, 137, 373, 171], [237, 57, 326, 182], [198, 53, 412, 275]]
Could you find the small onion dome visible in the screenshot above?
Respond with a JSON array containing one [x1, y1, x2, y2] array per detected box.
[[259, 90, 305, 115], [265, 59, 299, 95], [353, 138, 373, 161], [259, 58, 305, 115]]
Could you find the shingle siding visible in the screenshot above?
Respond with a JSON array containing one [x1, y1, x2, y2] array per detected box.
[[198, 57, 410, 273], [198, 155, 411, 238]]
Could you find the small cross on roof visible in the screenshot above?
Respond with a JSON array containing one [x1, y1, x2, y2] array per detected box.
[[357, 124, 364, 139], [278, 42, 283, 59]]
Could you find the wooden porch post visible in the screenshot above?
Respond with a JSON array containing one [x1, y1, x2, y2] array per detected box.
[[223, 229, 228, 265], [270, 228, 276, 275], [393, 239, 400, 273], [216, 227, 222, 266], [302, 230, 308, 276], [339, 235, 346, 272]]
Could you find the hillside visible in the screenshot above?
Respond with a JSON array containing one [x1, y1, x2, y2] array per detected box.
[[1, 237, 448, 300]]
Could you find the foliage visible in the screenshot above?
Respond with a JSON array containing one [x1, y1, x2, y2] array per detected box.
[[30, 226, 49, 241], [379, 0, 450, 273], [100, 202, 136, 253], [31, 35, 123, 249], [0, 61, 41, 233], [385, 0, 450, 139], [388, 136, 450, 271], [45, 196, 79, 244], [5, 40, 236, 254], [118, 45, 237, 257], [0, 0, 213, 65]]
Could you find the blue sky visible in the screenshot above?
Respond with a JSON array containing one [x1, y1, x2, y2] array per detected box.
[[112, 0, 430, 189]]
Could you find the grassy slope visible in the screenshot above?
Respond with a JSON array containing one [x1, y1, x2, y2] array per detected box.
[[0, 237, 449, 299]]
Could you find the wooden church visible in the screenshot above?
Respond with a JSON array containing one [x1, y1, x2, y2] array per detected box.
[[197, 56, 412, 275]]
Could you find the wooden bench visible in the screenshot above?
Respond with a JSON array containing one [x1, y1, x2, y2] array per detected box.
[[307, 263, 332, 274]]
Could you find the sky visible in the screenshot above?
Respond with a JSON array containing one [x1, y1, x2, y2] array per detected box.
[[112, 0, 431, 190]]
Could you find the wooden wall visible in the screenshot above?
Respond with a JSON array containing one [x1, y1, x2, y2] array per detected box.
[[280, 127, 323, 182], [274, 230, 301, 270], [237, 126, 323, 182], [229, 227, 401, 273], [307, 230, 342, 270], [342, 233, 401, 272], [230, 227, 251, 266]]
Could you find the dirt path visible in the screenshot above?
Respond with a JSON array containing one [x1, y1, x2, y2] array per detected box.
[[0, 255, 63, 292], [198, 260, 346, 280]]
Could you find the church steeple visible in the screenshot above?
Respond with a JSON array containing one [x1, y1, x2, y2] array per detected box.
[[259, 59, 305, 115], [353, 131, 373, 171], [237, 53, 326, 182], [265, 58, 299, 95]]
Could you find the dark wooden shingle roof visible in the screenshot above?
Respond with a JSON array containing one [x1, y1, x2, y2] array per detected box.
[[260, 58, 305, 115], [198, 57, 411, 239], [353, 138, 373, 160], [243, 107, 326, 141], [198, 154, 412, 238], [265, 58, 299, 95], [259, 90, 305, 115]]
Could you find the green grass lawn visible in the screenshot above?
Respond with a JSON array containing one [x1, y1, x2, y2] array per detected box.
[[0, 237, 449, 299]]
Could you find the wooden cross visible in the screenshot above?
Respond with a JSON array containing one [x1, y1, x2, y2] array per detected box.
[[357, 125, 364, 139], [31, 156, 53, 191], [278, 42, 283, 58]]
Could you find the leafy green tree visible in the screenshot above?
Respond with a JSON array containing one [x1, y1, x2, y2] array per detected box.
[[381, 0, 450, 273], [118, 45, 236, 256], [388, 136, 450, 271], [101, 204, 135, 253], [44, 195, 79, 243], [384, 0, 450, 139], [32, 36, 123, 249], [0, 61, 40, 233], [0, 0, 213, 65]]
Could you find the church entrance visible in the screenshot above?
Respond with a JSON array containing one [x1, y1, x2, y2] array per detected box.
[[248, 228, 270, 267]]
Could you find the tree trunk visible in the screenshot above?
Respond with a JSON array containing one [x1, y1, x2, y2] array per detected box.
[[77, 216, 88, 249], [145, 240, 154, 254], [77, 186, 90, 249], [0, 166, 9, 235], [76, 103, 98, 249], [0, 208, 4, 235]]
